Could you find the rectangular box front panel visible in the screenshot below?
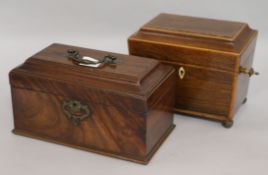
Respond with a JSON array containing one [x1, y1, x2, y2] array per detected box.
[[12, 88, 147, 157], [170, 63, 233, 118]]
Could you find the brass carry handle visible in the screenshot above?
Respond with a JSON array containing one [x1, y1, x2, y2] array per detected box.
[[67, 49, 118, 66], [239, 67, 259, 77], [62, 100, 91, 126]]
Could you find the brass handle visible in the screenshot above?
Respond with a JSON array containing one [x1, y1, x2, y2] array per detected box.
[[178, 67, 186, 79], [62, 100, 91, 126], [67, 49, 118, 67], [239, 67, 259, 77]]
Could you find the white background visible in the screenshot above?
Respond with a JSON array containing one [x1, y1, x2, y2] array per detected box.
[[0, 1, 267, 175]]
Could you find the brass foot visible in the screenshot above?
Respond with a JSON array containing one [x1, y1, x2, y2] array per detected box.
[[222, 120, 233, 128], [242, 98, 247, 104]]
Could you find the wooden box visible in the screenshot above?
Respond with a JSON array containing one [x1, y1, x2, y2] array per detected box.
[[128, 13, 258, 128], [9, 43, 176, 164]]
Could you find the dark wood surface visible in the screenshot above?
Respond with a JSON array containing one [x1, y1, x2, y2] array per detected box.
[[141, 13, 245, 40], [135, 13, 255, 53], [10, 43, 176, 164], [128, 39, 238, 72], [128, 13, 258, 125]]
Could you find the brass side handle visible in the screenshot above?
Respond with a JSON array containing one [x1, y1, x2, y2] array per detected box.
[[178, 67, 186, 80], [62, 100, 91, 126], [239, 67, 259, 77]]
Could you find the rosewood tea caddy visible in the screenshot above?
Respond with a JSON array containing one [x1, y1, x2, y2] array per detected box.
[[128, 13, 259, 128], [9, 43, 176, 164]]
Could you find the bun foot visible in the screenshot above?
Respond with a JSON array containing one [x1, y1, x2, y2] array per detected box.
[[242, 98, 247, 104], [222, 120, 233, 128]]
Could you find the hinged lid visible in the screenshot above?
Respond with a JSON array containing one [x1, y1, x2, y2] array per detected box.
[[10, 43, 174, 100], [132, 13, 257, 53]]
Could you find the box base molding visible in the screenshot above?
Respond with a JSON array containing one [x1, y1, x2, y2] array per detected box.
[[12, 124, 175, 165], [174, 108, 226, 121], [173, 108, 234, 128]]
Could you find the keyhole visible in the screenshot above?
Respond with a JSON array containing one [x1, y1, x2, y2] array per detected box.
[[73, 102, 77, 107], [178, 67, 186, 80]]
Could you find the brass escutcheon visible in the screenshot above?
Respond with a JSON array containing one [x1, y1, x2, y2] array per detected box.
[[178, 67, 186, 80], [62, 100, 91, 126]]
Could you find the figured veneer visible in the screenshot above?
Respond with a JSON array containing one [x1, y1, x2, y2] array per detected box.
[[10, 43, 176, 164], [128, 13, 258, 128]]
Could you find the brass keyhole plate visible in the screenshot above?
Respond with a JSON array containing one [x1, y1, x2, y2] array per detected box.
[[62, 100, 91, 126]]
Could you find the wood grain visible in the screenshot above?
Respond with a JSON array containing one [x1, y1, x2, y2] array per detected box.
[[128, 13, 258, 125], [10, 43, 176, 164]]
